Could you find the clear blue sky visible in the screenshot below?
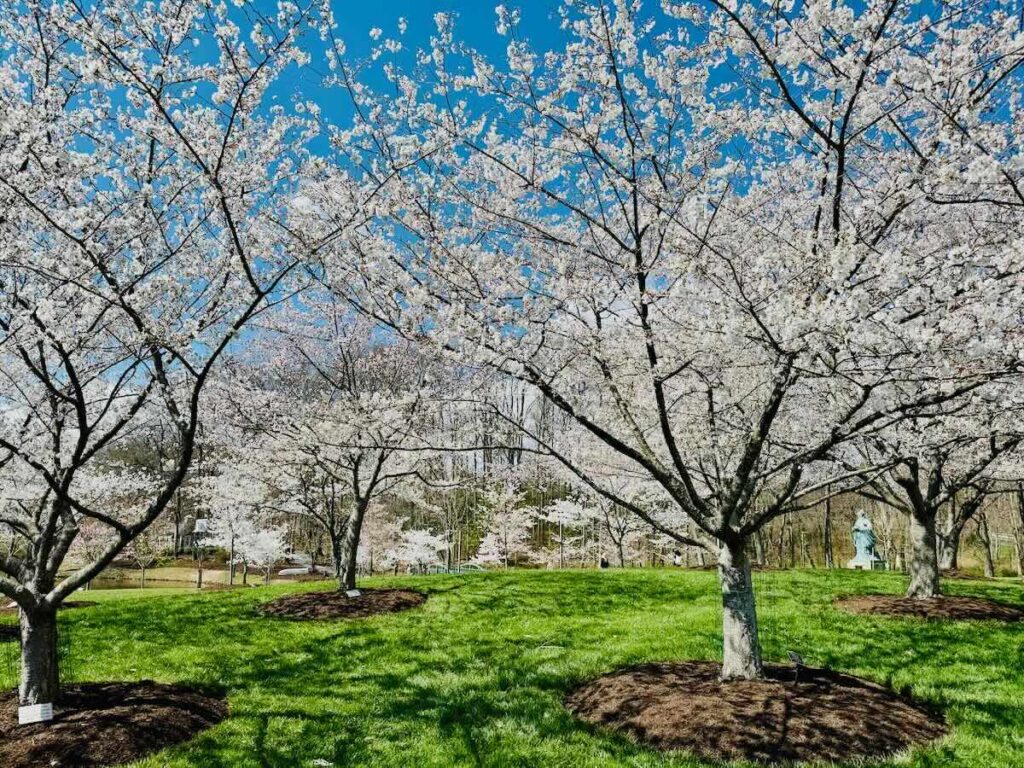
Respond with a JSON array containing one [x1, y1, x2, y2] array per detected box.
[[264, 1, 570, 149], [330, 1, 565, 58], [270, 2, 564, 109]]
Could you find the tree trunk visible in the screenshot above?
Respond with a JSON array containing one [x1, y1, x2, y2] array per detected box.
[[937, 523, 962, 571], [718, 540, 763, 681], [338, 503, 369, 592], [783, 518, 794, 568], [907, 512, 941, 598], [173, 492, 183, 556], [559, 521, 565, 569], [19, 605, 60, 707], [140, 566, 146, 589], [616, 541, 626, 568], [823, 495, 834, 569], [331, 536, 345, 591], [228, 535, 236, 586], [1014, 484, 1024, 579], [800, 528, 814, 568], [977, 514, 995, 578]]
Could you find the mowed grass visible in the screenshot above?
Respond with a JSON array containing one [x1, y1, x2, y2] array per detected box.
[[2, 569, 1023, 767]]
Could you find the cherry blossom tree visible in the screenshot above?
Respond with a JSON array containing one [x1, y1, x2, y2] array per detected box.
[[856, 388, 1023, 597], [473, 476, 539, 567], [202, 467, 262, 587], [597, 499, 645, 568], [388, 528, 447, 573], [212, 309, 443, 591], [124, 531, 161, 588], [542, 498, 594, 569], [301, 1, 1024, 679], [356, 507, 403, 576], [0, 0, 323, 708], [239, 523, 289, 586]]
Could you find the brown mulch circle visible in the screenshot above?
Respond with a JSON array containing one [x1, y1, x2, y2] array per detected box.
[[259, 587, 426, 620], [0, 680, 227, 768], [837, 594, 1024, 621], [565, 661, 946, 765]]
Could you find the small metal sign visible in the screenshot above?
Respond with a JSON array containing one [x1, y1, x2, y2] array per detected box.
[[787, 650, 806, 683], [18, 702, 53, 725], [345, 589, 361, 598]]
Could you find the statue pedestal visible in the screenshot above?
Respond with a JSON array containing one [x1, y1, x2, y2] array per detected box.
[[847, 553, 881, 570]]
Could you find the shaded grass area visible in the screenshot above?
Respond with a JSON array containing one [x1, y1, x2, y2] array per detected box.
[[1, 569, 1022, 767]]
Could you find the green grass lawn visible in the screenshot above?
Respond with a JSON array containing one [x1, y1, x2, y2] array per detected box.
[[2, 569, 1023, 767]]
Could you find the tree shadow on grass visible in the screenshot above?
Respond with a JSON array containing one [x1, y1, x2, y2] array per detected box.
[[47, 570, 1024, 768]]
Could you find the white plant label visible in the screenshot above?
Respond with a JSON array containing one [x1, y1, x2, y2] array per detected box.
[[18, 702, 53, 725], [345, 589, 361, 598]]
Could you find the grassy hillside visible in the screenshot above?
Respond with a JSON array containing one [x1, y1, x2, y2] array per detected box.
[[2, 569, 1022, 767]]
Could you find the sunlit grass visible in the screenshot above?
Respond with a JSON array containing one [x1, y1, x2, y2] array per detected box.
[[1, 568, 1021, 767]]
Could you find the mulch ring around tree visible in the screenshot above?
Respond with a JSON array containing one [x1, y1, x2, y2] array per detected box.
[[259, 587, 427, 620], [0, 681, 227, 768], [565, 661, 946, 765], [837, 594, 1024, 621]]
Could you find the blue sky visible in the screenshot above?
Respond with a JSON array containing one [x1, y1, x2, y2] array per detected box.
[[274, 1, 568, 115], [330, 1, 565, 59]]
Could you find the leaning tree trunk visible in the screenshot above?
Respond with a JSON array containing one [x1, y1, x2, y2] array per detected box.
[[718, 540, 763, 681], [907, 511, 941, 599], [19, 604, 60, 707]]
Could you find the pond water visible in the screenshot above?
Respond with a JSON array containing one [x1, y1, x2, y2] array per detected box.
[[85, 578, 231, 591]]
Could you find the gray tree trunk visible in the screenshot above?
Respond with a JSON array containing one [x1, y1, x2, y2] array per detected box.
[[907, 512, 941, 598], [937, 524, 962, 571], [19, 606, 59, 706], [338, 503, 369, 591], [331, 536, 345, 591], [823, 495, 834, 569], [718, 540, 763, 681], [977, 514, 995, 578]]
